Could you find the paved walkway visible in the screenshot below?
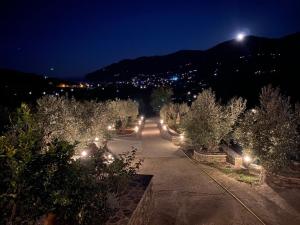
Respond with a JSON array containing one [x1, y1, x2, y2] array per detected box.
[[108, 119, 300, 225]]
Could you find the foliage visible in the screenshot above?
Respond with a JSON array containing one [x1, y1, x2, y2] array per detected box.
[[107, 99, 139, 129], [0, 103, 141, 225], [150, 87, 173, 113], [182, 89, 246, 151], [160, 103, 189, 130], [36, 96, 138, 152], [234, 86, 299, 172]]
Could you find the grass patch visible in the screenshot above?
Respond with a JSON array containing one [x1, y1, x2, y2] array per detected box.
[[203, 162, 259, 185]]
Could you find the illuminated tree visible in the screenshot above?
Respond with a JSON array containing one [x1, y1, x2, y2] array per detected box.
[[160, 103, 189, 130], [183, 89, 246, 151], [234, 86, 299, 172]]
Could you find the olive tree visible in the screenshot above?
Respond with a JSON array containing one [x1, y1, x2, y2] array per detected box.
[[234, 86, 299, 172], [183, 89, 246, 151], [160, 103, 189, 130], [0, 103, 142, 225], [107, 99, 139, 129]]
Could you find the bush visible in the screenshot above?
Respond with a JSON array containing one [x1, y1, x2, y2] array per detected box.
[[160, 103, 189, 130], [0, 103, 141, 225], [107, 99, 139, 129], [183, 89, 246, 151], [150, 87, 173, 113], [234, 86, 299, 172]]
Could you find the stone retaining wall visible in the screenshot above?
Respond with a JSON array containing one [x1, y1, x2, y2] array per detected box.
[[127, 180, 154, 225], [193, 150, 227, 163], [221, 145, 243, 168]]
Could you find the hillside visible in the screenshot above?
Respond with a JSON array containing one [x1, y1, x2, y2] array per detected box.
[[86, 33, 300, 104]]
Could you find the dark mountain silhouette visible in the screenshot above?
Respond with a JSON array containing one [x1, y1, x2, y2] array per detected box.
[[86, 33, 300, 104]]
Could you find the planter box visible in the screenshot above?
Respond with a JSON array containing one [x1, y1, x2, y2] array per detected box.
[[193, 150, 227, 163], [106, 175, 154, 225], [248, 163, 262, 176], [221, 145, 243, 168]]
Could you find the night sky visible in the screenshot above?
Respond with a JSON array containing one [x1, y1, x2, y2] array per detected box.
[[1, 0, 300, 79]]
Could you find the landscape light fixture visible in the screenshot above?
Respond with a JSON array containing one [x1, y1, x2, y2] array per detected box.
[[107, 125, 112, 130], [163, 125, 167, 131], [180, 133, 184, 140], [94, 137, 99, 141], [81, 151, 88, 157], [243, 155, 252, 163], [134, 126, 139, 133], [160, 119, 164, 124]]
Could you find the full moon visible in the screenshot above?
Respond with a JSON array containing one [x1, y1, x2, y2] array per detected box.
[[236, 33, 245, 41]]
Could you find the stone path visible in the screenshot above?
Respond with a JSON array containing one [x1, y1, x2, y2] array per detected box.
[[108, 118, 300, 225]]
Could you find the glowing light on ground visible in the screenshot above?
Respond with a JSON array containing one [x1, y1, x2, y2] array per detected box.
[[134, 126, 139, 133], [81, 151, 87, 157], [243, 155, 252, 163]]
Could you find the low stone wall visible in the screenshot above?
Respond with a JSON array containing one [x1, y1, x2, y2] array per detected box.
[[267, 173, 300, 188], [193, 150, 227, 163], [106, 175, 154, 225], [127, 179, 154, 225], [221, 145, 243, 168], [248, 163, 262, 176]]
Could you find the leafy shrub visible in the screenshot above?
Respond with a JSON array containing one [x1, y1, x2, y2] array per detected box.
[[160, 103, 189, 130], [0, 103, 141, 225], [183, 89, 246, 151], [234, 86, 299, 172]]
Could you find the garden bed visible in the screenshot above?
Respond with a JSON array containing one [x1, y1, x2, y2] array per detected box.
[[193, 150, 227, 163], [116, 128, 135, 136], [204, 161, 260, 185], [105, 175, 154, 225]]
